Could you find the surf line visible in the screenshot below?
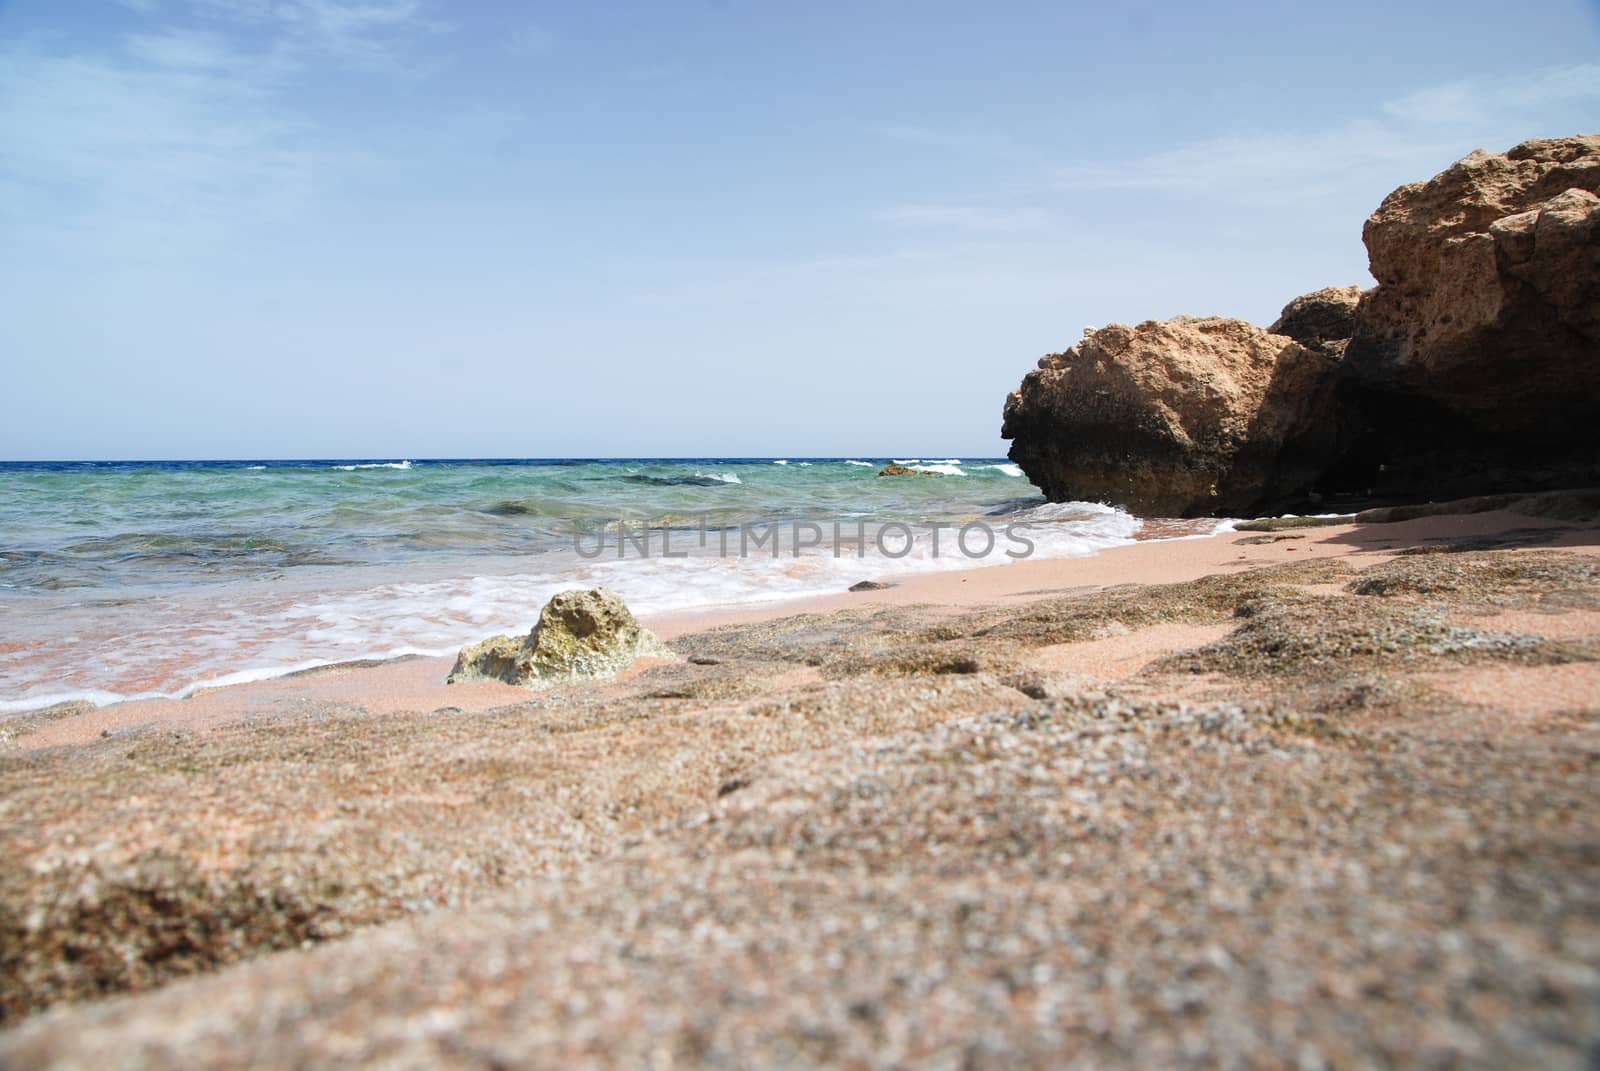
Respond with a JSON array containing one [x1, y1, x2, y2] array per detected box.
[[571, 518, 1037, 560]]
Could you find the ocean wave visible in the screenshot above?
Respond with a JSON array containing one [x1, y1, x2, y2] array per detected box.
[[772, 459, 789, 465], [983, 463, 1024, 477], [891, 459, 966, 476], [0, 503, 1152, 716], [0, 649, 458, 717], [983, 497, 1047, 516], [622, 472, 742, 487], [1, 457, 1175, 714], [53, 532, 350, 573], [1005, 499, 1126, 522], [0, 689, 131, 716]]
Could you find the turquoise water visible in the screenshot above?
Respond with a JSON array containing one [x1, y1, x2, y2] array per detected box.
[[0, 458, 1034, 590], [0, 457, 1155, 712]]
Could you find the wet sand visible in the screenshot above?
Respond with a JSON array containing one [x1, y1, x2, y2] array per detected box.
[[16, 508, 1597, 752], [4, 504, 1599, 1066]]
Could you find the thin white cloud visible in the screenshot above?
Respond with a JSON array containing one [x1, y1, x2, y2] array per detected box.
[[874, 202, 1053, 233], [863, 61, 1598, 271], [0, 3, 442, 247], [1383, 63, 1600, 125], [1053, 118, 1448, 196], [1054, 64, 1600, 197], [123, 27, 273, 74], [868, 123, 1019, 155], [0, 34, 321, 243], [184, 0, 443, 69]]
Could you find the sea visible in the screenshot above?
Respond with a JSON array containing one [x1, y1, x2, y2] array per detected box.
[[0, 457, 1221, 714]]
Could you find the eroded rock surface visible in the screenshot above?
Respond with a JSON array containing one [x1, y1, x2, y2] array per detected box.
[[1003, 135, 1600, 515], [447, 587, 670, 686], [1001, 317, 1343, 516], [1340, 135, 1600, 496], [3, 527, 1599, 1063], [1269, 284, 1365, 354]]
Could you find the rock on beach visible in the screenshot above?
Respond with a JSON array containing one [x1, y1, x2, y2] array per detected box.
[[447, 587, 671, 686]]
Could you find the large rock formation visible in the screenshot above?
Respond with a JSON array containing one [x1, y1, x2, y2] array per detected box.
[[1005, 135, 1600, 515], [1339, 135, 1600, 496], [1001, 317, 1343, 516], [1269, 285, 1365, 355], [448, 587, 670, 686]]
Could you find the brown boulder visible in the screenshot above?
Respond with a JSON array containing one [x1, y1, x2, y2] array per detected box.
[[1341, 135, 1600, 494], [1270, 285, 1365, 355], [1002, 136, 1600, 517], [1001, 318, 1343, 516]]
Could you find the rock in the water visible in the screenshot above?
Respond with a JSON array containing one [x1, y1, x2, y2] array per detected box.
[[1341, 135, 1600, 496], [1001, 317, 1344, 516], [1270, 285, 1365, 355], [877, 464, 939, 477], [447, 587, 671, 686], [848, 580, 893, 592]]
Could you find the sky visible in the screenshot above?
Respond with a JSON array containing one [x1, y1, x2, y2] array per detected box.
[[1, 1, 1598, 460]]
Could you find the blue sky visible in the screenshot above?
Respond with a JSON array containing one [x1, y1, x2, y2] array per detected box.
[[2, 1, 1597, 460]]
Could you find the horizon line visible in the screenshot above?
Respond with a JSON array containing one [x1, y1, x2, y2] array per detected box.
[[0, 454, 1014, 465]]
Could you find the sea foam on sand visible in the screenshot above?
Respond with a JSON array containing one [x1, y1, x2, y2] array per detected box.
[[0, 501, 1159, 714]]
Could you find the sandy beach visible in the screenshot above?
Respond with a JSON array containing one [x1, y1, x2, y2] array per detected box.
[[15, 505, 1596, 752], [4, 499, 1598, 1066], [7, 2, 1598, 1061]]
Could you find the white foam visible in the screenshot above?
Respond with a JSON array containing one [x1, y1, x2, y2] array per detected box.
[[0, 689, 131, 716], [696, 471, 742, 484], [983, 463, 1025, 477], [844, 460, 873, 467], [170, 647, 460, 697], [333, 461, 413, 471], [0, 648, 469, 717], [772, 459, 789, 465], [1, 501, 1154, 717], [1008, 499, 1123, 521], [245, 465, 266, 471]]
